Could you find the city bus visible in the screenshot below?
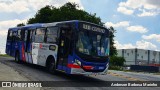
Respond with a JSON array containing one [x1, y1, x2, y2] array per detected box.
[[5, 20, 110, 75]]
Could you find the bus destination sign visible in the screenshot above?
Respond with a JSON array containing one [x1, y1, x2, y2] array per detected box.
[[82, 24, 105, 33]]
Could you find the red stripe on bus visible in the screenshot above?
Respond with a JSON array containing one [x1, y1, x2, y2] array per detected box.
[[67, 64, 94, 70], [67, 64, 81, 68], [22, 43, 26, 62], [83, 66, 94, 70]]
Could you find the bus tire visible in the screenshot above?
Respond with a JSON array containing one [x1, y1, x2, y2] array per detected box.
[[46, 57, 56, 74], [15, 52, 20, 63]]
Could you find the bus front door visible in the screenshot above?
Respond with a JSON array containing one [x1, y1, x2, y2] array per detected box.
[[57, 29, 71, 71]]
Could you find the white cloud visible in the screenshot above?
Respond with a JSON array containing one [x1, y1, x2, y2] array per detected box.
[[115, 41, 135, 49], [142, 34, 160, 42], [144, 0, 160, 9], [117, 7, 134, 15], [0, 0, 84, 14], [0, 19, 27, 30], [117, 0, 160, 16], [105, 21, 148, 33], [115, 40, 157, 50], [137, 10, 158, 17], [127, 25, 148, 33], [136, 40, 157, 50], [105, 21, 129, 28], [0, 0, 30, 14]]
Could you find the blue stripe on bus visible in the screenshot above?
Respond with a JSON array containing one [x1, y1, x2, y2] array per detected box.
[[57, 65, 71, 74], [68, 55, 74, 64], [57, 65, 63, 70]]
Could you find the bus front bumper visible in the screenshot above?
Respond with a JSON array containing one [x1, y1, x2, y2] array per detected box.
[[70, 63, 109, 75]]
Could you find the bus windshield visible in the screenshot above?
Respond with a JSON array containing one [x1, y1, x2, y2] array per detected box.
[[76, 30, 109, 57]]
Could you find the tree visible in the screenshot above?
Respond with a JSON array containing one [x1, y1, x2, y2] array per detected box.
[[109, 26, 117, 56], [26, 2, 117, 56], [27, 2, 103, 25], [17, 23, 25, 27], [110, 56, 125, 66]]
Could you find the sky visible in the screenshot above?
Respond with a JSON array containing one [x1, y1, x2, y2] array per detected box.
[[0, 0, 160, 54]]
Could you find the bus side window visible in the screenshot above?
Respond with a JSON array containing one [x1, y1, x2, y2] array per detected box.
[[17, 30, 21, 41], [35, 28, 45, 43], [46, 27, 58, 43], [24, 30, 28, 42], [12, 31, 17, 42], [7, 30, 12, 40], [31, 30, 36, 42], [21, 30, 25, 41]]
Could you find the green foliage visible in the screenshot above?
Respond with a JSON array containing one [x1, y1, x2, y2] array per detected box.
[[109, 56, 125, 70], [17, 23, 25, 27], [110, 56, 125, 66], [109, 26, 117, 56], [0, 54, 11, 57], [109, 66, 123, 70], [27, 2, 103, 25]]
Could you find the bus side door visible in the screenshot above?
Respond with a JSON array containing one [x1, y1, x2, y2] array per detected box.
[[57, 28, 72, 71], [24, 30, 32, 63]]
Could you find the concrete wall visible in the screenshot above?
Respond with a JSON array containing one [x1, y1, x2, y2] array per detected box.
[[136, 49, 148, 65], [123, 49, 135, 65], [117, 49, 160, 66], [149, 50, 160, 64]]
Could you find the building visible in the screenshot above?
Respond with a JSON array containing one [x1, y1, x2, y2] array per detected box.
[[117, 48, 160, 66]]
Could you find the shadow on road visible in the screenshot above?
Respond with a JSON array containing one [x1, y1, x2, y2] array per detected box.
[[1, 58, 103, 82]]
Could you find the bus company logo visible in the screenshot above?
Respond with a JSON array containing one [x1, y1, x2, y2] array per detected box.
[[39, 44, 49, 50], [2, 82, 11, 87]]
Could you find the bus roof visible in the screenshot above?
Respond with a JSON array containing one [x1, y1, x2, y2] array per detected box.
[[8, 20, 107, 31], [8, 27, 21, 31], [43, 20, 107, 29], [22, 23, 44, 30], [8, 23, 44, 31]]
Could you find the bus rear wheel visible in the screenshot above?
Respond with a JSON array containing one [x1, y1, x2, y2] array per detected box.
[[47, 59, 56, 74], [15, 52, 20, 63]]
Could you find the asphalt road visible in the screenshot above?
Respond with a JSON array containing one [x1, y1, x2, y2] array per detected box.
[[0, 57, 160, 90]]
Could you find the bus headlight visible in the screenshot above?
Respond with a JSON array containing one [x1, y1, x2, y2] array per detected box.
[[75, 59, 81, 66]]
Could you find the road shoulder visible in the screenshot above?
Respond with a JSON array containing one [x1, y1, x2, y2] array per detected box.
[[0, 61, 29, 81]]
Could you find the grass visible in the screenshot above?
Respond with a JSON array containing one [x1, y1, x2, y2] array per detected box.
[[108, 66, 123, 71], [0, 54, 11, 57]]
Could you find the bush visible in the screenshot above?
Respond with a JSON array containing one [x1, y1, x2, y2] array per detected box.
[[109, 56, 125, 70], [109, 66, 123, 70], [109, 56, 125, 66]]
